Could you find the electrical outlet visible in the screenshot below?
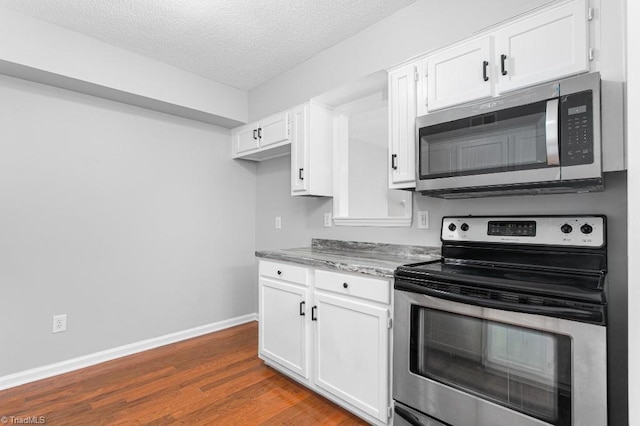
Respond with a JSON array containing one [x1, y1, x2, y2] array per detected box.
[[275, 216, 282, 229], [52, 314, 67, 333], [417, 211, 429, 229], [324, 212, 332, 227]]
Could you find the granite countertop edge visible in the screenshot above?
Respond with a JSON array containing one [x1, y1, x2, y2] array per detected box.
[[255, 239, 441, 278]]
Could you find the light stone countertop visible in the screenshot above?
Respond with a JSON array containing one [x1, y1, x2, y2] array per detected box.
[[255, 239, 441, 278]]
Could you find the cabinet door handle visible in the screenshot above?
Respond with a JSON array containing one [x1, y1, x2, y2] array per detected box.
[[343, 282, 349, 289], [299, 168, 304, 180], [277, 270, 282, 275], [311, 306, 317, 321], [257, 127, 262, 139], [391, 154, 398, 170], [483, 60, 489, 81], [299, 301, 305, 316], [500, 54, 508, 76], [253, 129, 257, 140]]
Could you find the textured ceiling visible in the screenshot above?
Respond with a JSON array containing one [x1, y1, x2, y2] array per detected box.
[[0, 0, 415, 90]]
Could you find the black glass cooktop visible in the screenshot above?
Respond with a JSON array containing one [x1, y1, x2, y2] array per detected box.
[[395, 260, 605, 304]]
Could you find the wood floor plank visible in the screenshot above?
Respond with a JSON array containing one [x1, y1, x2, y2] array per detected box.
[[0, 322, 367, 425]]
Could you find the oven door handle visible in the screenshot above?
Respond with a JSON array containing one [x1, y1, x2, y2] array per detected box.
[[394, 405, 427, 426], [396, 282, 603, 323]]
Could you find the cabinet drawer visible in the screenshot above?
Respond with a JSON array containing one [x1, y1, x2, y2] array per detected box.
[[259, 260, 310, 285], [315, 270, 390, 304]]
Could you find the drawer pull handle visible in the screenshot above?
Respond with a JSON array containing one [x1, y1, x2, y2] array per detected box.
[[311, 306, 318, 321], [299, 301, 305, 316], [277, 270, 282, 275], [343, 282, 349, 289]]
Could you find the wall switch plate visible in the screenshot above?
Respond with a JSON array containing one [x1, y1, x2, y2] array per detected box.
[[275, 216, 282, 229], [324, 212, 332, 227], [52, 314, 67, 333], [417, 211, 429, 229]]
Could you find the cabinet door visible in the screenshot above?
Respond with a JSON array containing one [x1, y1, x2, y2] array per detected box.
[[426, 36, 493, 111], [259, 112, 290, 148], [233, 124, 258, 155], [388, 64, 417, 189], [494, 0, 589, 94], [259, 277, 309, 379], [314, 292, 389, 422], [290, 105, 308, 193]]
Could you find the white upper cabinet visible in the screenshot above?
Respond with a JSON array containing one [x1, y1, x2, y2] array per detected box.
[[426, 36, 494, 111], [290, 105, 307, 193], [423, 0, 590, 112], [494, 0, 589, 94], [290, 102, 333, 197], [231, 111, 290, 160], [233, 123, 259, 154], [259, 112, 290, 148], [388, 64, 417, 188]]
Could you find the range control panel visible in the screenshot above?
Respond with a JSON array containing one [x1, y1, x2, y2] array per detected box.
[[442, 216, 605, 247]]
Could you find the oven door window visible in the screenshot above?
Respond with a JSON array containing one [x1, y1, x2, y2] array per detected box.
[[410, 307, 571, 426], [419, 100, 556, 179]]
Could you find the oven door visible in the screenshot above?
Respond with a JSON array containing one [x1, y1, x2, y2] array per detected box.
[[393, 290, 607, 426]]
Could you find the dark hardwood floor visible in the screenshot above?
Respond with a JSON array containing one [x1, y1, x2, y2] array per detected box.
[[0, 322, 367, 425]]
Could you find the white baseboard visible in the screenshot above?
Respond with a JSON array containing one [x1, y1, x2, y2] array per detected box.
[[0, 313, 258, 391]]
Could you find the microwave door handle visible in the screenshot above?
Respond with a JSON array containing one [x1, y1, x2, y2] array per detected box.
[[545, 99, 560, 166]]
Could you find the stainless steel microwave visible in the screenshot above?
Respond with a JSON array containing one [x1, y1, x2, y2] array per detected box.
[[416, 72, 602, 198]]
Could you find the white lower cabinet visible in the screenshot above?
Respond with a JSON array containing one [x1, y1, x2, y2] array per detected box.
[[259, 277, 310, 379], [258, 260, 392, 425], [314, 292, 390, 423]]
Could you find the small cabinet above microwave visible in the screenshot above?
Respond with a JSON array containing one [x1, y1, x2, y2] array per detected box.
[[423, 0, 590, 113]]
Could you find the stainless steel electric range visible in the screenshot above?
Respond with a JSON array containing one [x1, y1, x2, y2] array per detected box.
[[393, 216, 607, 426]]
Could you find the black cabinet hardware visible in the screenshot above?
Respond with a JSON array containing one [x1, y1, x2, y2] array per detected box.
[[257, 127, 262, 138], [483, 60, 489, 81], [501, 54, 508, 75], [277, 270, 282, 275], [311, 306, 317, 321], [343, 282, 349, 289], [299, 168, 304, 180], [299, 301, 305, 316], [253, 129, 257, 140], [391, 154, 398, 170]]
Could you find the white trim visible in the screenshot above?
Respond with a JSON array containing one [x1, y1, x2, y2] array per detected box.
[[0, 313, 258, 391]]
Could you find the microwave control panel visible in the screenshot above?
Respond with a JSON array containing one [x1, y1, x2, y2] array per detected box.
[[560, 90, 594, 166]]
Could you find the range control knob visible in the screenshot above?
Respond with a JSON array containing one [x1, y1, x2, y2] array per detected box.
[[560, 224, 573, 234], [460, 223, 469, 232], [448, 223, 457, 232], [580, 224, 593, 234]]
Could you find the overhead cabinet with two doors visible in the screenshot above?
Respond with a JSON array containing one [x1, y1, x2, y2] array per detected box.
[[388, 0, 595, 189], [232, 111, 291, 160]]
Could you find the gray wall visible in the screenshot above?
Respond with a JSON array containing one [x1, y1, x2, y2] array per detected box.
[[0, 74, 257, 376]]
